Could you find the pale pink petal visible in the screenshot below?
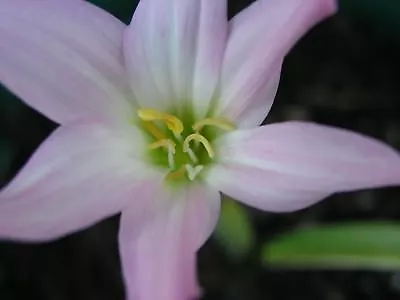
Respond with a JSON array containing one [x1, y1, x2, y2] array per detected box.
[[206, 122, 400, 212], [124, 0, 227, 114], [219, 0, 337, 128], [234, 62, 282, 128], [119, 183, 220, 300], [0, 0, 132, 125], [192, 1, 228, 119], [0, 121, 157, 241]]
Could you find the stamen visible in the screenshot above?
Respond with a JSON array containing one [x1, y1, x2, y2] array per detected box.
[[183, 133, 215, 159], [138, 108, 184, 137], [148, 139, 176, 169], [137, 109, 227, 182], [185, 147, 198, 164], [185, 164, 204, 181], [166, 165, 186, 181], [148, 139, 176, 152], [167, 149, 175, 169], [193, 118, 236, 133], [142, 121, 166, 141]]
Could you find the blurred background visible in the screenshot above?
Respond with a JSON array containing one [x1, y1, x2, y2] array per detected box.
[[1, 0, 400, 299]]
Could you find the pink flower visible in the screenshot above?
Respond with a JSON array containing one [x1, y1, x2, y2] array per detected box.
[[0, 0, 399, 299]]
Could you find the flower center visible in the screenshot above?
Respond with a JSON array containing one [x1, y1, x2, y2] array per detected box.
[[137, 108, 235, 182]]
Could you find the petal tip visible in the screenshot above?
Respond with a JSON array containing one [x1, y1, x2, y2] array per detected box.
[[322, 0, 338, 18]]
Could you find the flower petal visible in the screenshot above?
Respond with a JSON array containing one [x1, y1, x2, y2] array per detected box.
[[192, 1, 228, 119], [0, 121, 155, 241], [119, 183, 220, 300], [0, 0, 132, 125], [219, 0, 337, 128], [206, 122, 400, 212], [124, 0, 228, 115]]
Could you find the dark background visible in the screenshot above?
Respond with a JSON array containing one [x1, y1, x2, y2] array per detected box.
[[1, 0, 400, 299]]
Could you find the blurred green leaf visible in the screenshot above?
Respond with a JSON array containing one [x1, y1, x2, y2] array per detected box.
[[262, 222, 400, 270], [214, 197, 255, 261]]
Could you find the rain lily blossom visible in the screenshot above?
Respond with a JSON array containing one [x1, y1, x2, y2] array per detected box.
[[1, 0, 400, 299]]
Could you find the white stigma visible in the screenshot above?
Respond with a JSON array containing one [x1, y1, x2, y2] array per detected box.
[[185, 164, 204, 181]]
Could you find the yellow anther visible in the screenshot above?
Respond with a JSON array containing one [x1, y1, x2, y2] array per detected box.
[[138, 108, 184, 137], [192, 118, 236, 133], [148, 139, 175, 152], [183, 133, 215, 159], [166, 165, 186, 181], [142, 122, 166, 141]]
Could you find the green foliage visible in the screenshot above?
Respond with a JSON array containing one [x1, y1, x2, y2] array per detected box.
[[262, 222, 400, 270], [214, 197, 255, 261]]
